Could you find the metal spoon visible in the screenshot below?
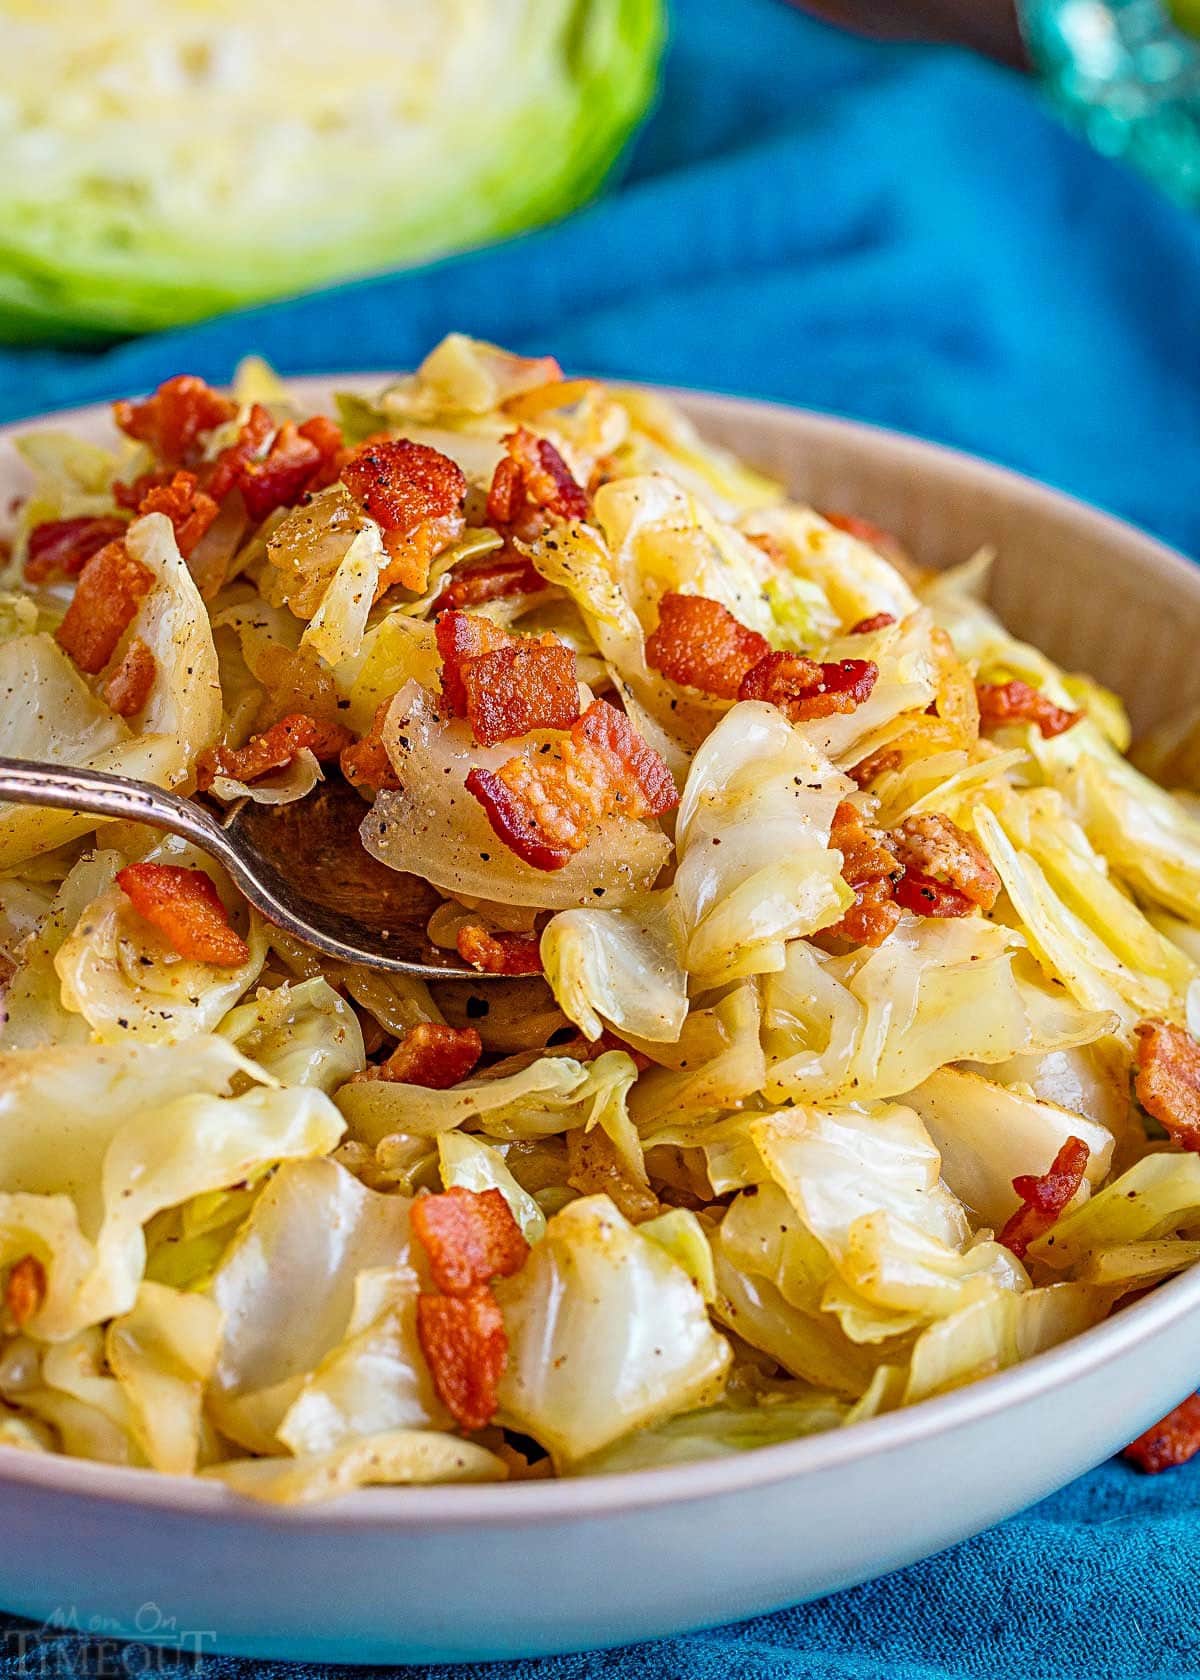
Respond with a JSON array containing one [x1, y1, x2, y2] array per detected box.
[[0, 757, 489, 978]]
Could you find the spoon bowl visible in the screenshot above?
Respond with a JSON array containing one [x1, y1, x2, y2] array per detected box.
[[0, 756, 488, 977]]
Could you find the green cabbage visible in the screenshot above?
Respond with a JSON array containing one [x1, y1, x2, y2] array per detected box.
[[0, 1, 664, 341]]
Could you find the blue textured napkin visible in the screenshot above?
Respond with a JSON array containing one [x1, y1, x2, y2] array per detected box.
[[2, 3, 1200, 1676]]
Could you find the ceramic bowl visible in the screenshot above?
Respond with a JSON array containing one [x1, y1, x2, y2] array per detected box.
[[2, 385, 1199, 1664]]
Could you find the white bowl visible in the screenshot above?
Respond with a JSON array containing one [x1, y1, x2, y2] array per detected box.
[[3, 386, 1199, 1665]]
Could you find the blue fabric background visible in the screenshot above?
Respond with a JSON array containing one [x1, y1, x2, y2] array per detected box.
[[2, 2, 1200, 1675]]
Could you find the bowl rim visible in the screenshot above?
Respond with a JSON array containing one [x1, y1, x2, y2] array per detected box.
[[2, 382, 1198, 1529]]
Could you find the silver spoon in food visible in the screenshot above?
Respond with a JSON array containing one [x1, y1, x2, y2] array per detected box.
[[0, 757, 492, 978]]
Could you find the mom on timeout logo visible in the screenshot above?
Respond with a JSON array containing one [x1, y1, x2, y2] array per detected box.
[[2, 1603, 217, 1675]]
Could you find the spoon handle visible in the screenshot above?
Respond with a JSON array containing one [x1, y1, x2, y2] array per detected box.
[[0, 756, 230, 854]]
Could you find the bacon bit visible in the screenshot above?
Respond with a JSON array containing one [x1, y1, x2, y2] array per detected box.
[[893, 868, 975, 919], [237, 417, 344, 521], [645, 592, 771, 699], [103, 637, 156, 717], [24, 516, 128, 583], [411, 1186, 530, 1296], [848, 744, 903, 788], [998, 1137, 1090, 1260], [341, 438, 467, 593], [356, 1022, 483, 1090], [55, 541, 155, 675], [196, 712, 352, 791], [295, 415, 347, 491], [436, 611, 579, 746], [339, 699, 403, 795], [434, 550, 548, 611], [486, 428, 589, 539], [205, 403, 275, 502], [976, 679, 1081, 739], [4, 1255, 46, 1329], [828, 800, 903, 947], [822, 511, 911, 571], [1123, 1394, 1200, 1473], [849, 612, 897, 635], [114, 376, 236, 466], [891, 812, 1001, 912], [435, 611, 513, 716], [416, 1286, 508, 1433], [116, 862, 250, 967], [738, 652, 878, 721], [464, 644, 580, 749], [466, 698, 678, 872], [132, 469, 219, 558], [1134, 1020, 1200, 1152], [565, 1126, 660, 1224], [456, 925, 544, 976]]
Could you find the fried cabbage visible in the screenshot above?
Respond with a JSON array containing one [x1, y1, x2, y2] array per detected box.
[[2, 336, 1198, 1499]]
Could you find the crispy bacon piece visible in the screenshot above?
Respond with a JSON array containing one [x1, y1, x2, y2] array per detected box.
[[998, 1137, 1090, 1260], [24, 516, 128, 583], [295, 415, 347, 492], [486, 427, 589, 538], [4, 1255, 46, 1330], [1123, 1394, 1200, 1473], [341, 438, 467, 593], [828, 800, 903, 947], [645, 592, 771, 699], [116, 862, 250, 967], [976, 679, 1081, 740], [132, 469, 220, 558], [55, 541, 155, 675], [435, 611, 579, 747], [114, 375, 236, 466], [456, 925, 544, 976], [355, 1022, 483, 1090], [411, 1186, 530, 1297], [1134, 1020, 1200, 1152], [848, 744, 903, 788], [738, 652, 878, 721], [565, 1126, 660, 1224], [891, 813, 1001, 912], [434, 550, 548, 611], [103, 637, 156, 717], [893, 868, 975, 919], [339, 700, 403, 795], [849, 612, 897, 635], [205, 402, 275, 502], [238, 417, 346, 521], [463, 644, 580, 749], [822, 511, 912, 571], [196, 712, 352, 792], [416, 1286, 508, 1433], [435, 611, 512, 716], [466, 698, 678, 872]]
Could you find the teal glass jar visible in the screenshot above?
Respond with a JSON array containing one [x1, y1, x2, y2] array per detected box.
[[1020, 0, 1200, 204]]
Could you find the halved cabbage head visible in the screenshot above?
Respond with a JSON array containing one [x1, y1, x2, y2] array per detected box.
[[0, 0, 664, 340]]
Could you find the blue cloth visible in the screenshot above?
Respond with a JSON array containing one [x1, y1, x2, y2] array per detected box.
[[2, 5, 1200, 1677], [2, 2, 1199, 555]]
